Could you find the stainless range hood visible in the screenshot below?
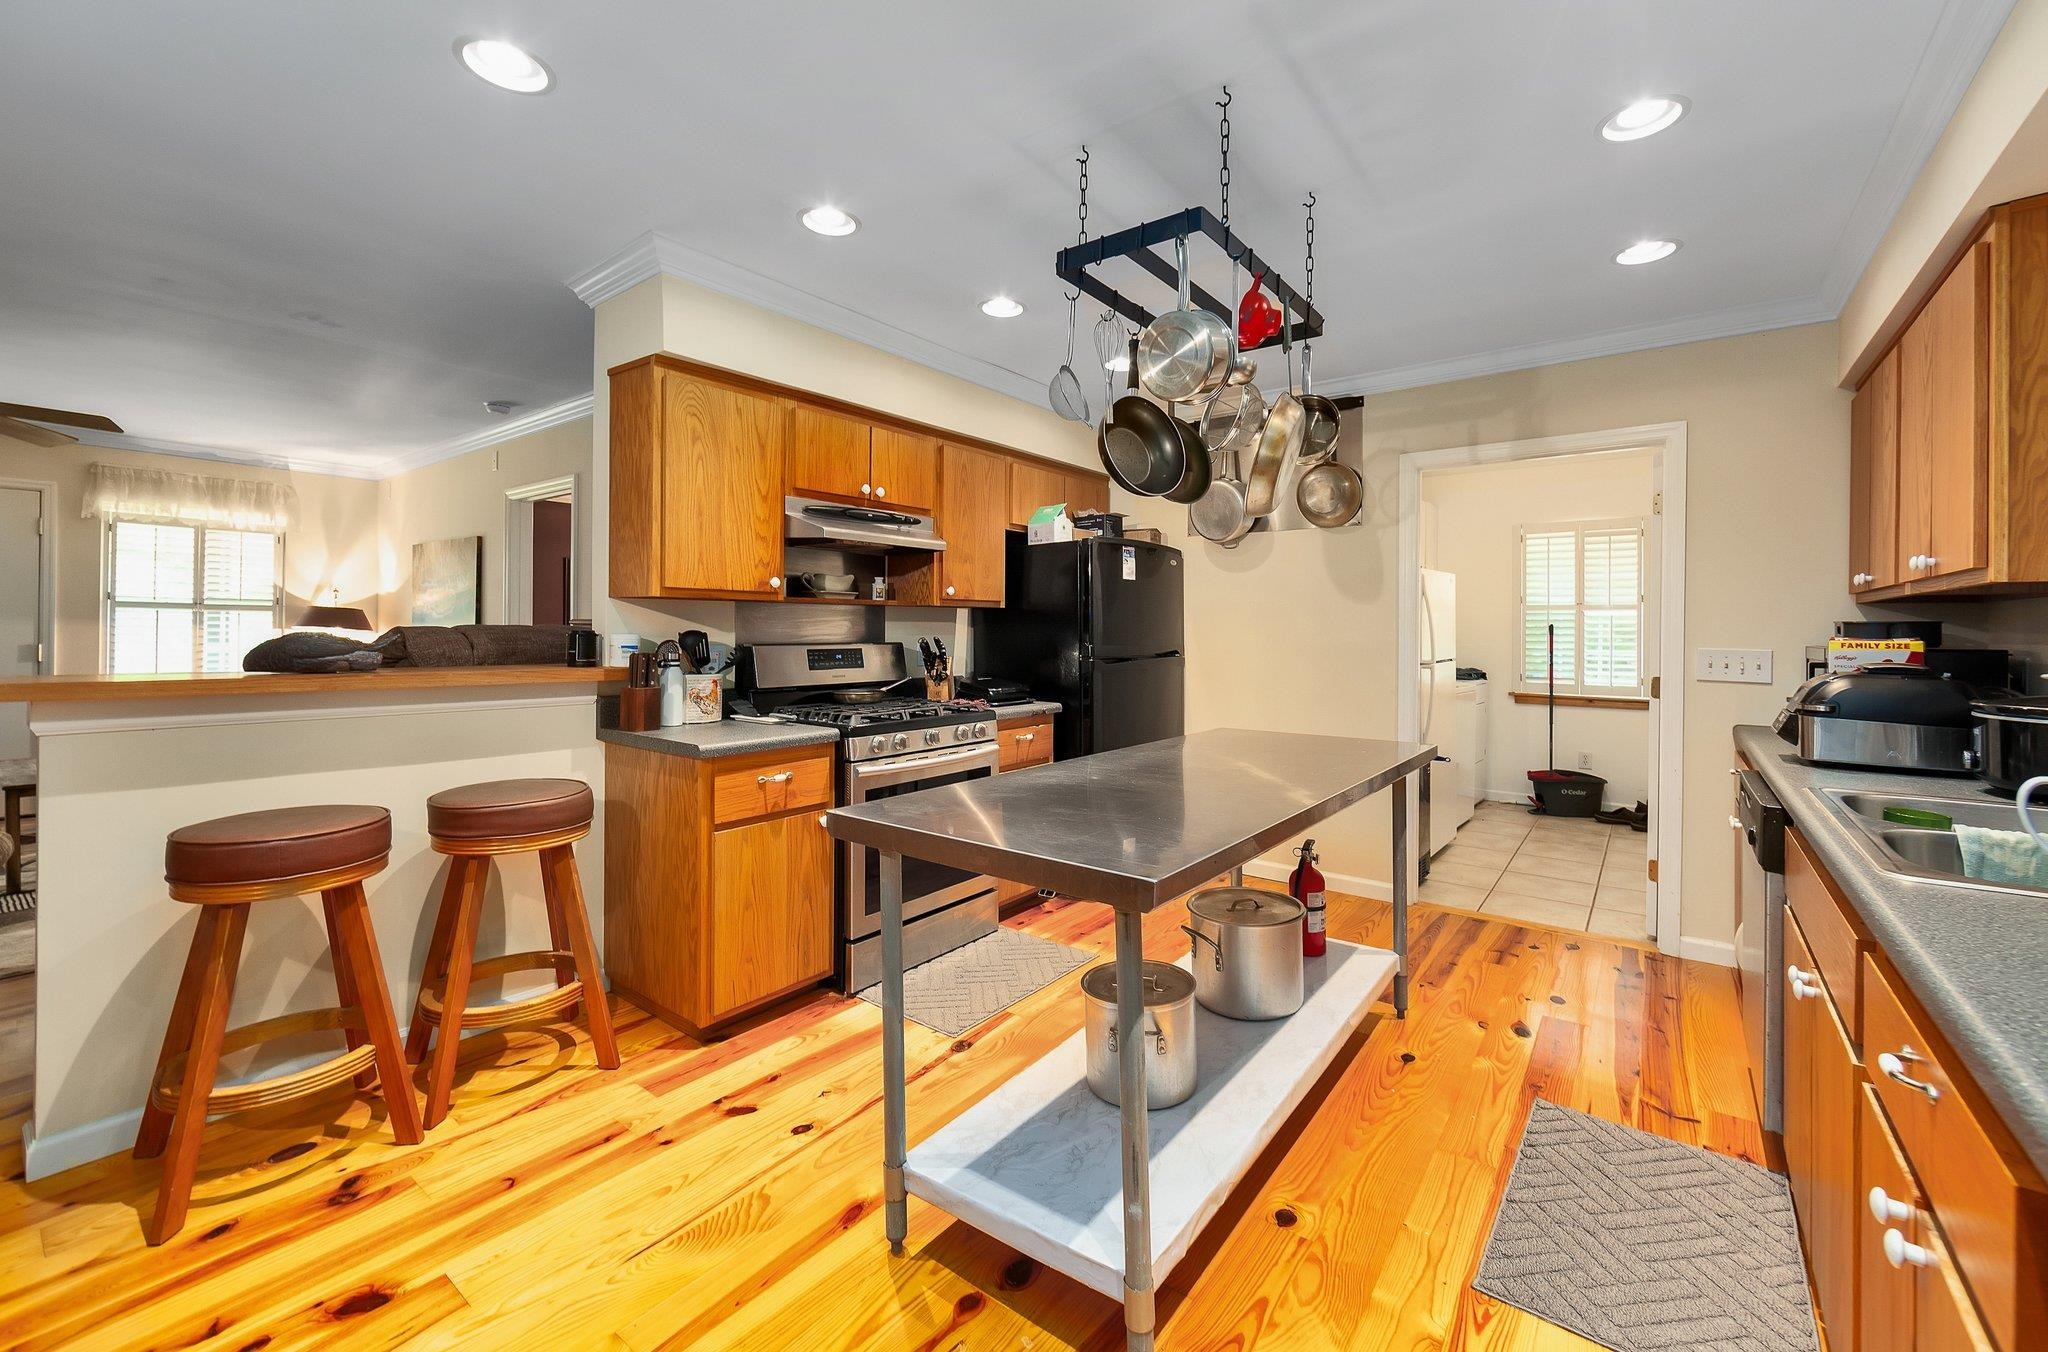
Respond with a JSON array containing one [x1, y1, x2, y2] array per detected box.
[[784, 495, 947, 551]]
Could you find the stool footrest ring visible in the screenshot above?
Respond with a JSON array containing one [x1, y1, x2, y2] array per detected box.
[[150, 1007, 377, 1115], [415, 950, 584, 1031]]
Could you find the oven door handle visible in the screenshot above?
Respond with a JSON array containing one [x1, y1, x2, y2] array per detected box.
[[849, 742, 1001, 790]]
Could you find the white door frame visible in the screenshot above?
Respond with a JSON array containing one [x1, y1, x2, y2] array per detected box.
[[502, 475, 578, 625], [0, 477, 57, 672], [1396, 422, 1687, 956]]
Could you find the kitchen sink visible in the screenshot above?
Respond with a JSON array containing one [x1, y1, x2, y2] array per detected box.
[[1821, 789, 2048, 897]]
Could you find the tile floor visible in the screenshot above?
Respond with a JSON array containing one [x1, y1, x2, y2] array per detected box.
[[1419, 799, 1650, 940]]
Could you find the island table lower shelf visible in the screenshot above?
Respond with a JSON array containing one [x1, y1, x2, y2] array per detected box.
[[906, 941, 1397, 1300]]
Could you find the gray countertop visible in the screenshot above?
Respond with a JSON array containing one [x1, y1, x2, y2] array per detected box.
[[1735, 724, 2048, 1179], [990, 700, 1061, 720], [595, 698, 1059, 760], [827, 727, 1434, 912]]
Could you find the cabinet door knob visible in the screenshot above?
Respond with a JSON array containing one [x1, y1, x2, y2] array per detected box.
[[768, 575, 782, 589], [1017, 732, 1034, 742], [1786, 964, 1821, 1001], [1883, 1228, 1936, 1270], [818, 814, 828, 828], [875, 485, 887, 499], [861, 482, 872, 496], [1868, 1186, 1913, 1225], [1877, 1049, 1940, 1100], [1922, 555, 1938, 569], [758, 771, 794, 785], [1729, 815, 1743, 830], [944, 585, 956, 597]]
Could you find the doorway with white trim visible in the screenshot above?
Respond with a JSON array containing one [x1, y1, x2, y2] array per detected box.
[[1396, 424, 1686, 954]]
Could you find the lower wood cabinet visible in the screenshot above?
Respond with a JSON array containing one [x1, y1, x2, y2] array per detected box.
[[995, 715, 1053, 771], [1783, 906, 1861, 1349], [604, 741, 835, 1035]]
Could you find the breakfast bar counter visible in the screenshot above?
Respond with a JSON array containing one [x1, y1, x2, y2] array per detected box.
[[10, 666, 619, 1180], [826, 728, 1433, 1351]]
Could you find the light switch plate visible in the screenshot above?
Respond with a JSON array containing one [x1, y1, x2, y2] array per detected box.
[[1695, 648, 1774, 684]]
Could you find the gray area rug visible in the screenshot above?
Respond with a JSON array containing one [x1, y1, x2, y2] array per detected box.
[[1475, 1099, 1818, 1352], [856, 927, 1091, 1036], [0, 891, 32, 979]]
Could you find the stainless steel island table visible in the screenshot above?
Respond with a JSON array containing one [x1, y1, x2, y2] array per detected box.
[[826, 728, 1434, 1351]]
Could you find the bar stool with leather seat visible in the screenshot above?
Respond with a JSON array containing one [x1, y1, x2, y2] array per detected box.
[[138, 805, 422, 1245], [408, 778, 616, 1128]]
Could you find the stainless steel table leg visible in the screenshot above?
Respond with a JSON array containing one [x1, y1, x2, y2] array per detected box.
[[1113, 909, 1156, 1351], [880, 850, 908, 1253], [1229, 865, 1244, 887], [1391, 774, 1410, 1018]]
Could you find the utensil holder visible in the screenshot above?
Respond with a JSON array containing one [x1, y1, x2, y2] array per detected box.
[[923, 674, 954, 702]]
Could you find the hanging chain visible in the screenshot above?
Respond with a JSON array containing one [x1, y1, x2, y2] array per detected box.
[[1216, 87, 1232, 228], [1076, 146, 1090, 247], [1303, 191, 1316, 308]]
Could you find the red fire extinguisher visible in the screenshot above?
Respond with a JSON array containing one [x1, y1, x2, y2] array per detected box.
[[1290, 838, 1326, 956]]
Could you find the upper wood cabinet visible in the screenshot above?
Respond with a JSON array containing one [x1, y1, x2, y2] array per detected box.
[[1009, 458, 1108, 529], [1850, 193, 2048, 599], [870, 427, 938, 512], [786, 404, 873, 503], [1850, 348, 1900, 593], [612, 361, 788, 600], [935, 443, 1009, 605]]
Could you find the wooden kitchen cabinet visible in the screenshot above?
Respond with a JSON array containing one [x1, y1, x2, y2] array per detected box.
[[1782, 906, 1861, 1350], [1850, 347, 1901, 593], [604, 741, 835, 1035], [786, 404, 873, 503], [870, 427, 938, 511], [1008, 458, 1109, 528], [996, 715, 1053, 770], [934, 443, 1009, 605], [1860, 1083, 1919, 1352], [1896, 237, 1991, 586], [612, 360, 789, 600], [1847, 193, 2048, 599]]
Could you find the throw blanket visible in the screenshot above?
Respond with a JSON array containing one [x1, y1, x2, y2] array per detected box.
[[245, 625, 574, 672]]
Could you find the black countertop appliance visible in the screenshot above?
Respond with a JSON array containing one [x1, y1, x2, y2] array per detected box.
[[973, 534, 1184, 761], [1773, 667, 1983, 773]]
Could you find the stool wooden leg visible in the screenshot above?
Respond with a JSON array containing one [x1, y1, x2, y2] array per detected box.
[[320, 892, 376, 1091], [540, 844, 617, 1070], [135, 907, 226, 1160], [541, 877, 578, 1015], [144, 903, 247, 1246], [421, 855, 486, 1130], [406, 865, 465, 1064], [326, 882, 423, 1146]]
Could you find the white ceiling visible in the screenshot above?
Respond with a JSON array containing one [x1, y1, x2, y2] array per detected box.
[[0, 0, 2014, 476]]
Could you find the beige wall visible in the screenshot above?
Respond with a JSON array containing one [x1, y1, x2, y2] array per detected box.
[[1839, 0, 2048, 383], [588, 274, 1100, 648], [377, 417, 593, 626], [1123, 322, 1852, 952], [0, 429, 381, 674], [1422, 452, 1656, 808]]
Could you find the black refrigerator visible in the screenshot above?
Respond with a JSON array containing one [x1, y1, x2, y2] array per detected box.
[[973, 534, 1184, 761]]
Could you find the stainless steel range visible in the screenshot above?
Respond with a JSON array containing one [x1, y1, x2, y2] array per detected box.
[[736, 642, 1002, 991]]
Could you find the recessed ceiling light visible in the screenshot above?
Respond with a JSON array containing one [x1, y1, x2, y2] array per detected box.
[[800, 205, 859, 237], [457, 38, 552, 94], [1615, 239, 1681, 266], [1600, 96, 1688, 142], [980, 296, 1025, 318]]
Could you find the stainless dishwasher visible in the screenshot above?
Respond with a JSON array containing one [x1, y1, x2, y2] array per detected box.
[[1733, 767, 1789, 1133]]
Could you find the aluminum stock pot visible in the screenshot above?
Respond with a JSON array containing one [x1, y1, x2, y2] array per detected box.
[[1180, 886, 1305, 1020], [1081, 960, 1197, 1109]]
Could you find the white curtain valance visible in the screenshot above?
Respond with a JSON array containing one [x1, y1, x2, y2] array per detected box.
[[81, 462, 299, 532]]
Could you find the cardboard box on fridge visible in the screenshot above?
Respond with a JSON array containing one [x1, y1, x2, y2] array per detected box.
[[1826, 638, 1925, 672], [1026, 503, 1074, 544]]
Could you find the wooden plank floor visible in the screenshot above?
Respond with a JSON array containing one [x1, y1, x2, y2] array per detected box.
[[0, 893, 1760, 1350]]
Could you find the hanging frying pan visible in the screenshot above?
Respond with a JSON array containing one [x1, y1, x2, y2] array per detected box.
[[1190, 446, 1255, 546], [1098, 337, 1190, 497], [1296, 457, 1363, 528], [1137, 236, 1234, 403], [1161, 410, 1211, 505], [1242, 317, 1304, 517], [1296, 344, 1341, 464]]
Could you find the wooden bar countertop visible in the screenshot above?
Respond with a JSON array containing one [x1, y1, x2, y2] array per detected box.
[[0, 666, 627, 704]]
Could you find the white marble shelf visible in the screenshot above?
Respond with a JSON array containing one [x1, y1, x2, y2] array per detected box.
[[904, 940, 1397, 1299]]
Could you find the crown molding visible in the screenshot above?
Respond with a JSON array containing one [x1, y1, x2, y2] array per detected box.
[[39, 428, 386, 481], [1813, 0, 2016, 316], [373, 392, 595, 477], [1311, 293, 1838, 400], [568, 230, 1049, 407]]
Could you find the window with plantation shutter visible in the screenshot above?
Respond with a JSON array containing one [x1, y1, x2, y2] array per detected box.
[[106, 518, 283, 673], [1516, 518, 1646, 698]]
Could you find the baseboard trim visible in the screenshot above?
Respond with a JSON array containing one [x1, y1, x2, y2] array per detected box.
[[1677, 936, 1736, 967], [1242, 860, 1391, 901]]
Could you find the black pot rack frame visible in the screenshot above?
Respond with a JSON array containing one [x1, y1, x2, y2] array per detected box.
[[1054, 205, 1324, 354]]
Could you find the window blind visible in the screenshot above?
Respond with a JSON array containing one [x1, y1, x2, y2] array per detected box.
[[106, 519, 282, 674], [1517, 519, 1646, 697]]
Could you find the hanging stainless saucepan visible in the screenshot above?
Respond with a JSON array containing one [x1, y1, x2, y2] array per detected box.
[[1138, 235, 1234, 403], [1296, 344, 1341, 464], [1242, 316, 1305, 517], [1098, 337, 1189, 497], [1296, 454, 1364, 529], [1189, 445, 1255, 547]]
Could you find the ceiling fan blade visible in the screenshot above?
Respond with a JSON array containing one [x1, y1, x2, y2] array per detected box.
[[0, 415, 77, 447], [0, 402, 122, 433]]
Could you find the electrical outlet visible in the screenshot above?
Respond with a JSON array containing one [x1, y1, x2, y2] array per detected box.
[[1695, 648, 1774, 684], [1577, 752, 1594, 770]]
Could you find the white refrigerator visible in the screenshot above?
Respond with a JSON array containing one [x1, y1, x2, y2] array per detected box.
[[1418, 569, 1477, 857]]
